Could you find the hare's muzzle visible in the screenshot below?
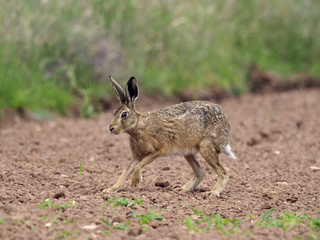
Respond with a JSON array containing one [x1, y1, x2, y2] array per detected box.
[[109, 125, 119, 135]]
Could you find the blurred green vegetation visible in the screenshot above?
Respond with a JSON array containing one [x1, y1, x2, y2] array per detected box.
[[1, 0, 319, 116]]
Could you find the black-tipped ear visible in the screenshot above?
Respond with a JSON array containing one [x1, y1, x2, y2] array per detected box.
[[125, 76, 139, 109], [109, 75, 126, 104]]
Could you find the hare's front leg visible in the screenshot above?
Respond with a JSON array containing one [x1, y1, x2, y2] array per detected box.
[[131, 152, 161, 187], [103, 158, 140, 193], [199, 139, 229, 197]]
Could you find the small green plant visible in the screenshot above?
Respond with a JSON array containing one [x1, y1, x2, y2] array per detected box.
[[131, 211, 163, 225], [258, 209, 320, 239], [184, 208, 243, 235], [309, 215, 320, 233], [101, 218, 130, 230], [106, 195, 143, 208], [113, 220, 131, 230], [78, 162, 82, 176], [38, 198, 74, 211], [21, 219, 34, 230], [57, 230, 77, 239], [101, 218, 112, 227], [62, 217, 74, 223], [101, 230, 110, 235], [0, 216, 5, 224], [257, 209, 308, 231], [307, 216, 320, 240]]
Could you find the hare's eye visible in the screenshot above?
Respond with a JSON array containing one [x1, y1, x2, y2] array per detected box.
[[121, 111, 128, 119]]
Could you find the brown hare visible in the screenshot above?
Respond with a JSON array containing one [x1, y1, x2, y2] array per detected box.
[[104, 76, 236, 196]]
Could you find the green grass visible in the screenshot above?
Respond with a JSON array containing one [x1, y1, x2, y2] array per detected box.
[[184, 207, 243, 235], [21, 219, 34, 231], [258, 209, 308, 231], [105, 195, 144, 208], [78, 162, 82, 176], [101, 218, 131, 230], [258, 209, 320, 239], [0, 216, 5, 225], [1, 0, 320, 115], [57, 230, 77, 239], [38, 198, 75, 211], [183, 208, 320, 238], [131, 211, 163, 225]]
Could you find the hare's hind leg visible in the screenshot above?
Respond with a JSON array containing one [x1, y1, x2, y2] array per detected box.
[[173, 154, 205, 192], [199, 140, 229, 197]]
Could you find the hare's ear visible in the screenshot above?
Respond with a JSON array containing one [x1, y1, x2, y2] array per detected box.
[[125, 76, 139, 109], [109, 75, 126, 104]]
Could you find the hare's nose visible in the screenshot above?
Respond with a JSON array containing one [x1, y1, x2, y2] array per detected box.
[[109, 126, 114, 133]]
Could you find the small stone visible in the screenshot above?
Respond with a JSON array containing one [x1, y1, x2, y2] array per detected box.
[[274, 150, 280, 155], [277, 182, 288, 186], [45, 223, 52, 227], [82, 224, 97, 230], [309, 197, 317, 203], [310, 166, 320, 171]]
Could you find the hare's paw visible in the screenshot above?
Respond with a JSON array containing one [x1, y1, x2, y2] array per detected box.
[[171, 185, 188, 193], [131, 170, 142, 187], [102, 187, 118, 193], [206, 190, 220, 197]]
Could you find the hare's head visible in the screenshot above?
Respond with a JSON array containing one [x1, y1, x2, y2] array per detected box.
[[109, 76, 139, 135]]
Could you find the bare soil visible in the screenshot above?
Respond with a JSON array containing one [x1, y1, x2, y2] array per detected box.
[[1, 89, 319, 240]]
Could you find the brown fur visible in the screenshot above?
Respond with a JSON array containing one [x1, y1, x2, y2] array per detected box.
[[104, 76, 235, 196]]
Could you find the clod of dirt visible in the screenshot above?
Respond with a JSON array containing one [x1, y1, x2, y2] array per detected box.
[[262, 193, 272, 200], [112, 216, 123, 224], [128, 227, 143, 236], [260, 203, 272, 210], [259, 131, 269, 139], [287, 196, 298, 203], [296, 121, 303, 129], [53, 192, 66, 199], [169, 234, 180, 240], [247, 137, 259, 146], [162, 167, 170, 171], [155, 181, 170, 188]]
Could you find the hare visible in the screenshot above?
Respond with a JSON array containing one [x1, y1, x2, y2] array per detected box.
[[104, 76, 236, 196]]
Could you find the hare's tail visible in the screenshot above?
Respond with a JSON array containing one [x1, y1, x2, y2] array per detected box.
[[223, 144, 237, 160]]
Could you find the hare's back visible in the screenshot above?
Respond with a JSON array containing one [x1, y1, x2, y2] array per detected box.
[[155, 101, 226, 123], [150, 101, 229, 137], [143, 101, 230, 153]]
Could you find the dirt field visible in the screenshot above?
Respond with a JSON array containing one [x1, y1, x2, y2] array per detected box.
[[1, 89, 320, 240]]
